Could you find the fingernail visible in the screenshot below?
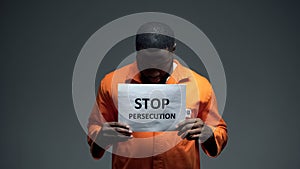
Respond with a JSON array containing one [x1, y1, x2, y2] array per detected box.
[[129, 130, 133, 133]]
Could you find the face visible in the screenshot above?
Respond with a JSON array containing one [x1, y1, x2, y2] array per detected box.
[[136, 48, 174, 84]]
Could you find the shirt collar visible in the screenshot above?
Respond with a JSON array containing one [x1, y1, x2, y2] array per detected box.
[[125, 59, 191, 84]]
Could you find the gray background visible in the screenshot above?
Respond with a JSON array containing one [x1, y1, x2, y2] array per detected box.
[[1, 0, 300, 169]]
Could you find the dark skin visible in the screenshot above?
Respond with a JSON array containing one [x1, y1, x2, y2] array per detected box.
[[137, 48, 174, 84], [98, 122, 133, 143], [91, 122, 133, 159], [93, 45, 216, 155], [176, 118, 214, 141], [176, 118, 217, 156]]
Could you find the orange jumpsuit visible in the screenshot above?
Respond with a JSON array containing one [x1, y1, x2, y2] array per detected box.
[[88, 60, 228, 169]]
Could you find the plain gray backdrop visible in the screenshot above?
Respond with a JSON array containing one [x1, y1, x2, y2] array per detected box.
[[1, 0, 300, 169]]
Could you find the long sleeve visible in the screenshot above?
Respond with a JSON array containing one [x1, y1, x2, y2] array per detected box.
[[87, 77, 117, 159], [199, 87, 228, 157]]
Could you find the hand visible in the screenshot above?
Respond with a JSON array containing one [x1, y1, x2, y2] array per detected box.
[[97, 122, 133, 146], [176, 118, 213, 141]]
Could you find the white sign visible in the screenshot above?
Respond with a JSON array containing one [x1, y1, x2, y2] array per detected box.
[[118, 84, 186, 132]]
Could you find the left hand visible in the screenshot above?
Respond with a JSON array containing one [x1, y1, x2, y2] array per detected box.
[[176, 118, 213, 141]]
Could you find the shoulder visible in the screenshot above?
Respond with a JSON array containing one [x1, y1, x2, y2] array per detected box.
[[191, 71, 212, 89], [175, 60, 212, 93], [187, 68, 213, 101], [99, 63, 134, 92], [100, 63, 134, 84]]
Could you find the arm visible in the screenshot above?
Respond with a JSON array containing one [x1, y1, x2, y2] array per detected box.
[[87, 120, 132, 159], [87, 79, 132, 159], [200, 88, 228, 157], [87, 122, 106, 159], [87, 103, 108, 159], [176, 86, 228, 157]]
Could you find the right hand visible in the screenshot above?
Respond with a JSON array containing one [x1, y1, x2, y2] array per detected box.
[[97, 122, 133, 145]]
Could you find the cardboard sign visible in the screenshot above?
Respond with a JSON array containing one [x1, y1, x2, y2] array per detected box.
[[118, 84, 186, 132]]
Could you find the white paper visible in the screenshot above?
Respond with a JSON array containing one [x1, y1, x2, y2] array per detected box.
[[118, 84, 186, 132]]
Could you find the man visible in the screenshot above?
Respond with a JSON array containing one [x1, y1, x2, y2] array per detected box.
[[87, 22, 228, 169]]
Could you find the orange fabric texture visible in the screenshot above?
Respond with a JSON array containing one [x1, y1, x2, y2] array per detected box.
[[87, 60, 228, 169]]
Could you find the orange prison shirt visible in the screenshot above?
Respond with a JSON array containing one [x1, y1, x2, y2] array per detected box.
[[87, 59, 228, 169]]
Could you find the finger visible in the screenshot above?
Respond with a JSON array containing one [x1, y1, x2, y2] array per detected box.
[[102, 131, 133, 138], [177, 123, 194, 136], [176, 118, 203, 130], [115, 127, 133, 136], [187, 128, 202, 135], [176, 118, 197, 129], [180, 128, 201, 139], [191, 121, 204, 129], [108, 122, 130, 129], [104, 127, 132, 136], [177, 121, 204, 135], [186, 134, 201, 140]]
